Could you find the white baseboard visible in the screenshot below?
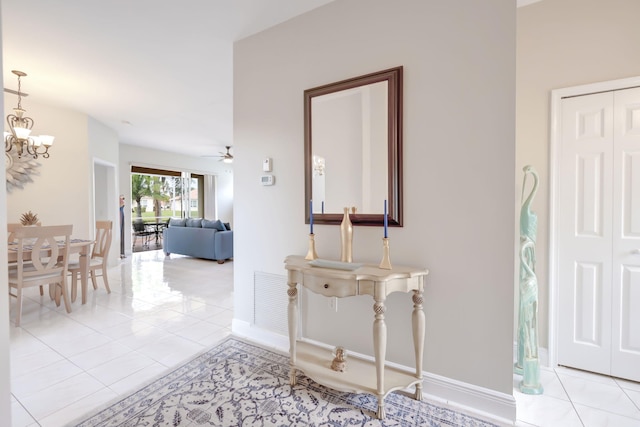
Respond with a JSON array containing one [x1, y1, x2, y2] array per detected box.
[[232, 319, 290, 353], [233, 320, 516, 425], [421, 372, 515, 426]]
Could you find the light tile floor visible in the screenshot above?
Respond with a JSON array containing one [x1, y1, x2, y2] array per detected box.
[[514, 366, 640, 427], [9, 251, 233, 427], [7, 250, 640, 426]]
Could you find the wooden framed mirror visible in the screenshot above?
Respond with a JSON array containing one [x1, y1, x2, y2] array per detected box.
[[304, 66, 403, 226]]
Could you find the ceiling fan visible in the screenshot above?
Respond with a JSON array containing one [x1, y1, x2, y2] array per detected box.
[[212, 145, 233, 163], [201, 145, 233, 162]]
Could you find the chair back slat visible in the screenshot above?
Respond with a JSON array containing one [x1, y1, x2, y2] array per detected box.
[[93, 221, 113, 259]]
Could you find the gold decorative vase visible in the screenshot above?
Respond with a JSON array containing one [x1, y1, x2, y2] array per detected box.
[[379, 237, 392, 269], [340, 207, 353, 263], [305, 233, 318, 260]]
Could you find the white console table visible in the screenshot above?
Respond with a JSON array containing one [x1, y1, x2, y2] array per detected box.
[[284, 255, 429, 419]]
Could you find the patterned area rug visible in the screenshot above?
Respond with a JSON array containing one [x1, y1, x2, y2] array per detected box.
[[73, 337, 499, 426]]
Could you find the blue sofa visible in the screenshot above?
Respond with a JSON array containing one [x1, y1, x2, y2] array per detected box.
[[163, 218, 233, 263]]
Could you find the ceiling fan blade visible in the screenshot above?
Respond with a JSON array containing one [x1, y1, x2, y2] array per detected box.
[[200, 146, 232, 160], [4, 88, 28, 96]]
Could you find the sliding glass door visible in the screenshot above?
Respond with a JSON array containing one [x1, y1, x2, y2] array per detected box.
[[131, 167, 205, 222]]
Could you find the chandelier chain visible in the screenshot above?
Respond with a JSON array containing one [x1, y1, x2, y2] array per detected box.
[[16, 74, 22, 110]]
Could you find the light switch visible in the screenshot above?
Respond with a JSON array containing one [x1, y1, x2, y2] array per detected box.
[[263, 158, 272, 172]]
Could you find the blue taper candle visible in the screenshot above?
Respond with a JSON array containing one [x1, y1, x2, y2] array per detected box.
[[310, 200, 314, 234], [384, 199, 388, 238]]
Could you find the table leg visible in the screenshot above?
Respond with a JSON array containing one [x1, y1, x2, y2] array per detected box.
[[373, 298, 387, 419], [288, 282, 298, 386], [412, 289, 425, 400], [80, 245, 90, 304]]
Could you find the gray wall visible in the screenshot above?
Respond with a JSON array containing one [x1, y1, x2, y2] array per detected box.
[[234, 0, 516, 394]]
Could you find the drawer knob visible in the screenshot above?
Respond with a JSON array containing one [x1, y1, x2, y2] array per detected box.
[[324, 283, 329, 289]]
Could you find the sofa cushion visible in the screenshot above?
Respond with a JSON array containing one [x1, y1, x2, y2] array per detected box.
[[223, 222, 231, 230], [169, 218, 186, 227], [186, 218, 203, 228], [202, 219, 219, 229], [203, 219, 226, 231]]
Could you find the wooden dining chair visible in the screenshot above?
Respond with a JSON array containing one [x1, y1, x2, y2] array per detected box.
[[69, 220, 112, 302], [8, 224, 73, 326], [7, 222, 48, 296]]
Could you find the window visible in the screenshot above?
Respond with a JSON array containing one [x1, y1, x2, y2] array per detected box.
[[131, 166, 205, 222]]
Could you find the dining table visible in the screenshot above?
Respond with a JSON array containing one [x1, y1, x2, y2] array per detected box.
[[8, 238, 94, 305]]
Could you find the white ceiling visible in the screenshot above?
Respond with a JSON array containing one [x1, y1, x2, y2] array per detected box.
[[1, 0, 335, 157]]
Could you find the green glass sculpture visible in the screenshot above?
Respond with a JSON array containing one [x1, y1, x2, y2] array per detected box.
[[515, 165, 543, 394]]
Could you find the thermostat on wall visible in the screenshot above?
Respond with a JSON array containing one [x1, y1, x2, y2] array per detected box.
[[260, 175, 275, 186]]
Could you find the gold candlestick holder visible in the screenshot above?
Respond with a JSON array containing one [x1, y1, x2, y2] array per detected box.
[[305, 233, 318, 260], [379, 237, 392, 269]]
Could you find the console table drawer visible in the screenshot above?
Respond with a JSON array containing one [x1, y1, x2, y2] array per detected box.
[[303, 274, 357, 297]]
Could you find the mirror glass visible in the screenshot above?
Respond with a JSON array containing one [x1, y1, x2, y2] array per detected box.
[[304, 66, 403, 226]]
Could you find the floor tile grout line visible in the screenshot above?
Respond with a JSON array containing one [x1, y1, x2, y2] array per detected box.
[[622, 388, 640, 412], [557, 368, 640, 420], [11, 392, 40, 427], [11, 316, 111, 392], [553, 368, 586, 427], [615, 378, 640, 413]]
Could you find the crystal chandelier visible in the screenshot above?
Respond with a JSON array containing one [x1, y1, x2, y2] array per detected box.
[[4, 70, 54, 159]]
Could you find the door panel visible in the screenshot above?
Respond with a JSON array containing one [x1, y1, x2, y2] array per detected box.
[[558, 92, 613, 375], [573, 262, 603, 346], [611, 88, 640, 381], [576, 153, 605, 236], [622, 153, 640, 236]]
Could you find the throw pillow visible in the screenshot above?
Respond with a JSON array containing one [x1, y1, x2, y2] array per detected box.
[[186, 218, 203, 228], [201, 219, 218, 229], [168, 218, 186, 227], [209, 219, 226, 231], [223, 222, 231, 230]]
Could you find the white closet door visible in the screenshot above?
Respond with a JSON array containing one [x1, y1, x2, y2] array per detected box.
[[558, 91, 614, 376], [558, 88, 640, 382], [611, 88, 640, 382]]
